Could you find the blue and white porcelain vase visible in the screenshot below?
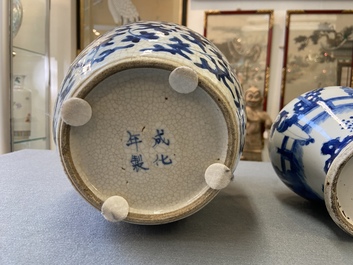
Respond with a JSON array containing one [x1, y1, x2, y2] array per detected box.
[[53, 21, 245, 224], [269, 86, 353, 236]]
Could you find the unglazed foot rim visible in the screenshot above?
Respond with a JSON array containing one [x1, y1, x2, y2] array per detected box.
[[101, 196, 129, 222], [61, 98, 92, 126], [204, 163, 233, 190], [325, 141, 353, 236], [169, 66, 198, 94]]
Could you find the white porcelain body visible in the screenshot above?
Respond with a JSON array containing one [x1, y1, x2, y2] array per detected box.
[[269, 86, 353, 235], [53, 21, 245, 224]]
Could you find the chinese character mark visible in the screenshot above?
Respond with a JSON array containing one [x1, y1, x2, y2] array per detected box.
[[130, 154, 149, 172], [152, 129, 170, 147], [153, 154, 173, 166], [126, 131, 142, 151]]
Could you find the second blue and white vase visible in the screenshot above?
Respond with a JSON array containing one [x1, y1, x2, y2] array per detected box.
[[269, 86, 353, 236]]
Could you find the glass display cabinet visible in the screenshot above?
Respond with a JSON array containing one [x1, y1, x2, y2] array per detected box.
[[0, 0, 50, 154]]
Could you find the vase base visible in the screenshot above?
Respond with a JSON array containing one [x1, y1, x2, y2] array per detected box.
[[325, 141, 353, 236], [58, 67, 237, 224]]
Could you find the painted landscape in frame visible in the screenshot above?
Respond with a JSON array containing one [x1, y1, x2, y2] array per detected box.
[[281, 10, 353, 108], [204, 10, 274, 110]]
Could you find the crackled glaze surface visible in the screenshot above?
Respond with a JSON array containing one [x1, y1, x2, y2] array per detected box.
[[269, 86, 353, 201], [53, 21, 245, 224], [53, 21, 245, 145], [70, 68, 228, 214]]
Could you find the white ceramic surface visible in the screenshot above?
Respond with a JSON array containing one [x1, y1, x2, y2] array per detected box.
[[53, 21, 245, 224], [268, 86, 353, 236]]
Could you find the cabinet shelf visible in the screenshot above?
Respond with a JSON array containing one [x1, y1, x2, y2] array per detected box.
[[10, 0, 50, 152], [13, 46, 46, 57], [14, 136, 47, 144]]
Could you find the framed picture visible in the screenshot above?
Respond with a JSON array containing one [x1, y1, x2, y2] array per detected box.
[[77, 0, 188, 53], [204, 10, 274, 110], [281, 10, 353, 108]]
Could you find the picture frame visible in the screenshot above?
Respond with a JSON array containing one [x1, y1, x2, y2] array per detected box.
[[77, 0, 188, 53], [204, 10, 274, 110], [281, 10, 353, 108]]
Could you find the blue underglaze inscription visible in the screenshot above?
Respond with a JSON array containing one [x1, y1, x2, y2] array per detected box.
[[152, 129, 170, 147], [130, 154, 149, 172], [125, 127, 174, 172], [153, 154, 173, 166], [126, 130, 142, 151]]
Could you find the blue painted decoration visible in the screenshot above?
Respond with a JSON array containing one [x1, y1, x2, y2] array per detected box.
[[53, 22, 244, 143], [269, 86, 353, 200]]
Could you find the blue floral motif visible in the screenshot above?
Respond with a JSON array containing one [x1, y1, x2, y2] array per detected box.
[[54, 21, 244, 144], [180, 31, 209, 53], [136, 23, 240, 105], [239, 104, 246, 151], [53, 70, 76, 140], [141, 36, 193, 59], [195, 57, 238, 105], [58, 21, 241, 102]]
